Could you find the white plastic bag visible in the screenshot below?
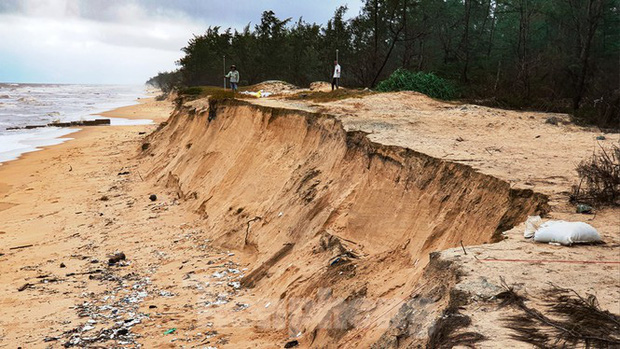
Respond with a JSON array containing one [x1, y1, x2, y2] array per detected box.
[[524, 216, 543, 238], [533, 221, 602, 246]]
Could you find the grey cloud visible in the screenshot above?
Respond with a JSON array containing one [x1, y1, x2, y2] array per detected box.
[[0, 0, 363, 84]]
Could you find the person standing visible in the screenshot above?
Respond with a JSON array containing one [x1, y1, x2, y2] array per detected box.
[[225, 65, 239, 91], [332, 60, 341, 91]]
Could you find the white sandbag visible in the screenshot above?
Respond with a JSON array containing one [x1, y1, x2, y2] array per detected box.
[[524, 215, 543, 238], [533, 221, 602, 246]]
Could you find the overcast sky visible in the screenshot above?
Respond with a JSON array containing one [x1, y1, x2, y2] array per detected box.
[[0, 0, 363, 85]]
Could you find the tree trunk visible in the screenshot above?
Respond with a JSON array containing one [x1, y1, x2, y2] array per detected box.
[[460, 0, 472, 82], [573, 0, 603, 110]]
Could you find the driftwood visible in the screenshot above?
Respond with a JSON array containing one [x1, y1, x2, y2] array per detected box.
[[6, 119, 111, 130], [9, 244, 33, 250]]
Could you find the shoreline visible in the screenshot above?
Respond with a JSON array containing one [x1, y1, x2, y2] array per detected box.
[[0, 97, 166, 167], [0, 96, 174, 347]]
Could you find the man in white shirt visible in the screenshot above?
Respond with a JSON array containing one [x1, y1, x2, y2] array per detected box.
[[225, 65, 239, 91], [332, 60, 341, 91]]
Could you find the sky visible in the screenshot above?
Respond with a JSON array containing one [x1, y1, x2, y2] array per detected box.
[[0, 0, 363, 85]]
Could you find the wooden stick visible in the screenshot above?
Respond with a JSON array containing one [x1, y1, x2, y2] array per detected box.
[[460, 240, 468, 255], [9, 244, 33, 250]]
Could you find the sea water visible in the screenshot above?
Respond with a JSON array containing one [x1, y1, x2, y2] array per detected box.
[[0, 83, 151, 164]]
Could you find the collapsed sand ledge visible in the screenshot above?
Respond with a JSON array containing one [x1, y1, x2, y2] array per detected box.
[[139, 97, 550, 346]]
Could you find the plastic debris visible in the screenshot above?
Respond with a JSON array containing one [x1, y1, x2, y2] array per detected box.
[[524, 216, 543, 238], [164, 328, 177, 335], [284, 340, 299, 348], [576, 204, 593, 214], [240, 90, 273, 98]]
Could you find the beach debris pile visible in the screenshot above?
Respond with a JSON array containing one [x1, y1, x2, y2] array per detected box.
[[240, 90, 272, 98], [37, 230, 251, 348], [56, 267, 154, 347]]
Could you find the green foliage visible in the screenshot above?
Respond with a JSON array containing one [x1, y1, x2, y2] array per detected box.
[[179, 86, 204, 96], [146, 70, 182, 93], [178, 86, 253, 102], [148, 1, 619, 128], [376, 69, 458, 100], [287, 89, 375, 102]]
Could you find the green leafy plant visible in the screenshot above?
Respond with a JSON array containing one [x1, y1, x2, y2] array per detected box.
[[376, 69, 458, 100]]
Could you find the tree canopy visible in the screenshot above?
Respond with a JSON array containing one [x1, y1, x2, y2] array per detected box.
[[147, 0, 619, 126]]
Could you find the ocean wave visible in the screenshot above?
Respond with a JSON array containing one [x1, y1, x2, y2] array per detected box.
[[18, 96, 37, 103]]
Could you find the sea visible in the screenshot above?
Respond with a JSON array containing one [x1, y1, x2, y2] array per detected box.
[[0, 83, 152, 164]]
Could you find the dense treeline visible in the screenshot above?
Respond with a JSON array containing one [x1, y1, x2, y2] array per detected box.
[[147, 0, 619, 126]]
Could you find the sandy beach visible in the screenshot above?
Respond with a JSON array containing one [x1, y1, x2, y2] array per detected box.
[[0, 91, 618, 348], [0, 97, 179, 347]]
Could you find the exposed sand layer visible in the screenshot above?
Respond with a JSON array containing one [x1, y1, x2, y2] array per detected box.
[[0, 92, 617, 348]]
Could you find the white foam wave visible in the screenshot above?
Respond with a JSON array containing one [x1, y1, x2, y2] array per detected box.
[[0, 128, 79, 164]]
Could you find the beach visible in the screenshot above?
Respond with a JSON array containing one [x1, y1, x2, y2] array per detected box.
[[0, 97, 177, 347], [0, 90, 618, 348]]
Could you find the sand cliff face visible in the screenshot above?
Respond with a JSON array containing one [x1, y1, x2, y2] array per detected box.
[[140, 98, 549, 346]]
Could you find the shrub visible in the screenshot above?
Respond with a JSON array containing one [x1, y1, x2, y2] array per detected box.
[[571, 144, 620, 206], [179, 86, 204, 96], [178, 86, 241, 101], [287, 89, 374, 102], [376, 69, 458, 100]]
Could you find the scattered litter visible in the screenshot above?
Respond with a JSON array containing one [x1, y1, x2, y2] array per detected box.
[[265, 302, 271, 308], [108, 252, 126, 265], [329, 251, 358, 267], [576, 204, 593, 214], [596, 135, 606, 140], [149, 194, 157, 201], [330, 256, 343, 266], [284, 339, 299, 348], [164, 328, 177, 335], [205, 293, 229, 307], [234, 302, 249, 311], [159, 290, 175, 297], [240, 90, 273, 98], [524, 216, 543, 238], [212, 271, 228, 279], [545, 116, 559, 125], [17, 283, 33, 292]]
